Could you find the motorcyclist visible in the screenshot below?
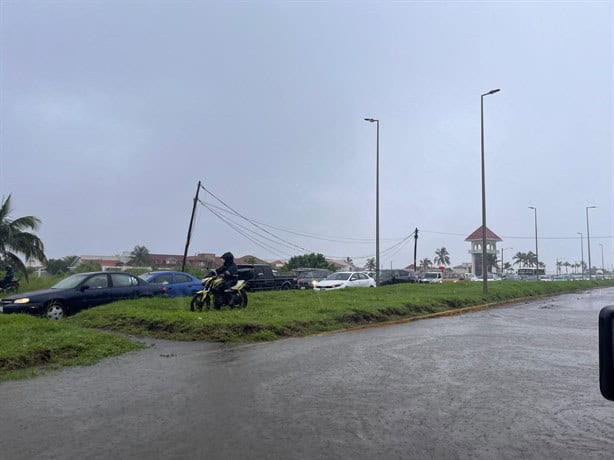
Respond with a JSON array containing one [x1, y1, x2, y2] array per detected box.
[[215, 252, 238, 292], [1, 266, 14, 288]]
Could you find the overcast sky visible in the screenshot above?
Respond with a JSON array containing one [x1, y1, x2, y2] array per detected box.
[[1, 1, 613, 272]]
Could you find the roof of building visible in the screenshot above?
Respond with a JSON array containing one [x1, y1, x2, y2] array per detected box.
[[465, 226, 502, 242]]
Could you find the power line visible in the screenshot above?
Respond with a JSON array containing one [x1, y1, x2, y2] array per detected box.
[[202, 201, 402, 243], [202, 202, 291, 259], [199, 194, 414, 260], [201, 201, 310, 255], [199, 185, 417, 259], [200, 187, 313, 253], [421, 229, 614, 240], [203, 200, 412, 260]]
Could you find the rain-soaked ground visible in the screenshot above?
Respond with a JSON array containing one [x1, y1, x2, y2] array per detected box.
[[2, 288, 614, 459]]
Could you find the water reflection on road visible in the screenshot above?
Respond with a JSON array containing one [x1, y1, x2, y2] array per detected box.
[[2, 288, 614, 459]]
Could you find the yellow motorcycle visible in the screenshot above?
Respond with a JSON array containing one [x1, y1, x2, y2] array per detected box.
[[190, 271, 248, 311]]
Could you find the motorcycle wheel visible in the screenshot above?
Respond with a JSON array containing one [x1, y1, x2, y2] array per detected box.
[[231, 291, 248, 308], [190, 294, 205, 312], [213, 295, 223, 310]]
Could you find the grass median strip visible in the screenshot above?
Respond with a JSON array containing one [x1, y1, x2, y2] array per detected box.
[[70, 280, 614, 342], [0, 314, 143, 381]]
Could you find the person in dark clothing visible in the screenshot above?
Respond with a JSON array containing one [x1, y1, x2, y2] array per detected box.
[[215, 252, 238, 292], [1, 266, 14, 288]]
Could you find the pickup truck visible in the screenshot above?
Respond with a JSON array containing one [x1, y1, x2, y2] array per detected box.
[[237, 264, 296, 291]]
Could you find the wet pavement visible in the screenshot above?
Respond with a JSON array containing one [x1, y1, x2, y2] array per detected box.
[[2, 288, 614, 459]]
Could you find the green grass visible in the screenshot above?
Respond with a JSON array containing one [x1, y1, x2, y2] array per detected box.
[[0, 314, 143, 381], [3, 278, 613, 381], [70, 279, 614, 342]]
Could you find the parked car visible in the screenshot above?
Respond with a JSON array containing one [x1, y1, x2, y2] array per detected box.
[[0, 271, 166, 320], [314, 272, 376, 290], [553, 275, 571, 282], [419, 272, 443, 284], [378, 269, 418, 286], [139, 271, 202, 297], [295, 269, 332, 289], [237, 264, 296, 290], [469, 274, 501, 281]]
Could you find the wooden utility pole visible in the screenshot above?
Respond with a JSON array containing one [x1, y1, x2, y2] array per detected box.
[[413, 228, 418, 272], [182, 180, 201, 272]]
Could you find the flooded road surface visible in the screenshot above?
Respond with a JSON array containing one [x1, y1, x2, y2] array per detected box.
[[2, 288, 614, 459]]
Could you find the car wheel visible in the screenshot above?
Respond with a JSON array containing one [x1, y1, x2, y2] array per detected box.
[[45, 301, 66, 320]]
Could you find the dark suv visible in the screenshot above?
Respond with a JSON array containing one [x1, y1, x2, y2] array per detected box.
[[378, 269, 418, 286], [295, 269, 332, 289]]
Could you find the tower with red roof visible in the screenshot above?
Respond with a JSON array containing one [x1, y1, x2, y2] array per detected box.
[[465, 226, 502, 276]]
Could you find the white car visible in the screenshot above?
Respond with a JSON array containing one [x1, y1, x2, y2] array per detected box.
[[419, 272, 443, 284], [314, 272, 376, 290]]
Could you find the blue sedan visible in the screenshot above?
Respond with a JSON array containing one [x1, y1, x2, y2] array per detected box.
[[139, 271, 203, 297]]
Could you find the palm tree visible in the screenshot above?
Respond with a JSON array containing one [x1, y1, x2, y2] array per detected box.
[[563, 261, 570, 274], [419, 258, 432, 270], [434, 247, 451, 267], [526, 251, 537, 268], [512, 252, 526, 268], [486, 253, 498, 273], [129, 245, 151, 266], [574, 262, 580, 274], [556, 260, 562, 275], [503, 262, 512, 274], [0, 194, 47, 281]]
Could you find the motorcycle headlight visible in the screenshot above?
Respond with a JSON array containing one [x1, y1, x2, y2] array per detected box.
[[14, 298, 30, 304]]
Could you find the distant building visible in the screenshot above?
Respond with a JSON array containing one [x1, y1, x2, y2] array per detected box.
[[452, 263, 472, 275], [465, 226, 502, 276], [327, 259, 354, 271], [268, 259, 287, 269]]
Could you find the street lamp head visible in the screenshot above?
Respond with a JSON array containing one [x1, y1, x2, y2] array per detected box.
[[587, 206, 597, 210], [364, 118, 377, 123], [482, 89, 501, 96], [529, 206, 536, 210]]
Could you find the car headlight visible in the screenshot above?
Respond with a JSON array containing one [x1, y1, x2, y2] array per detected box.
[[14, 298, 30, 304], [332, 284, 342, 288], [312, 280, 317, 286]]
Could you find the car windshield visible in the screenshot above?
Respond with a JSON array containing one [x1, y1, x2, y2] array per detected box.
[[51, 274, 90, 289], [326, 273, 351, 281], [424, 273, 439, 279], [138, 273, 153, 281]]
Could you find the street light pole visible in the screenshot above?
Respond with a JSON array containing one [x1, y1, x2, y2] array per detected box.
[[586, 206, 597, 280], [480, 88, 500, 294], [364, 117, 380, 287], [500, 247, 512, 276], [577, 232, 584, 278], [529, 207, 539, 276], [600, 243, 605, 277]]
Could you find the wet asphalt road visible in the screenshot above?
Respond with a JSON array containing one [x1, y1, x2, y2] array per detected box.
[[2, 288, 614, 460]]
